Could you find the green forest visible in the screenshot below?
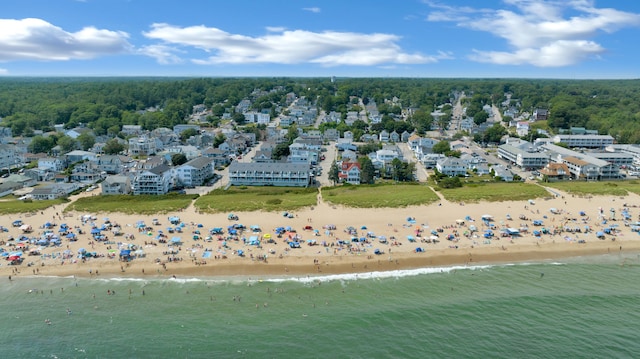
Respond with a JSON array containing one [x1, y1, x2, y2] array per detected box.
[[1, 77, 639, 143]]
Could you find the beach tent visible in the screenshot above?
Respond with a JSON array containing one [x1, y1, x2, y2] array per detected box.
[[248, 236, 260, 245], [481, 214, 494, 221], [374, 248, 383, 255], [407, 235, 415, 242], [506, 228, 520, 236], [533, 220, 543, 226], [415, 247, 424, 253], [596, 231, 605, 239], [171, 236, 182, 244]]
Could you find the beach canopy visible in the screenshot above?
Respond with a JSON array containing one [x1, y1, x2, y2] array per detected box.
[[171, 236, 182, 243]]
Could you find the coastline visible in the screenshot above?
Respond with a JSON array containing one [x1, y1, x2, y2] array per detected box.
[[3, 189, 640, 281]]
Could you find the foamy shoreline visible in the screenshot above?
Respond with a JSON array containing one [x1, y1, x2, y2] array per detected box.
[[3, 188, 640, 281]]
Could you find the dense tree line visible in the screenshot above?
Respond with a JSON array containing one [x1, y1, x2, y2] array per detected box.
[[1, 77, 639, 143]]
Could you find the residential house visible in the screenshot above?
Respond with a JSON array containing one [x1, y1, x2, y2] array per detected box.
[[228, 162, 310, 187], [539, 162, 571, 181], [436, 157, 467, 177], [3, 174, 36, 188], [122, 125, 143, 136], [516, 121, 530, 137], [101, 175, 132, 195], [65, 126, 93, 139], [38, 157, 65, 172], [244, 112, 271, 125], [175, 157, 213, 187], [288, 142, 318, 165], [65, 150, 97, 164], [471, 163, 491, 175], [133, 164, 172, 195], [492, 165, 514, 182], [533, 109, 549, 121], [173, 124, 201, 135], [340, 150, 357, 162], [389, 131, 400, 143], [128, 136, 159, 156], [0, 181, 23, 197], [0, 144, 19, 169], [252, 149, 274, 163], [235, 99, 252, 113], [30, 183, 79, 200], [379, 130, 390, 143], [95, 155, 132, 174], [421, 153, 445, 169], [202, 147, 230, 168], [323, 128, 339, 141], [338, 161, 361, 185]]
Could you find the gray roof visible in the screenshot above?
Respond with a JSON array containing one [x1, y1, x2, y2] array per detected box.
[[182, 157, 212, 169], [229, 162, 310, 172], [148, 164, 171, 175]]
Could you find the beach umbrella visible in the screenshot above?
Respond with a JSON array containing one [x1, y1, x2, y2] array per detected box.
[[78, 248, 86, 253]]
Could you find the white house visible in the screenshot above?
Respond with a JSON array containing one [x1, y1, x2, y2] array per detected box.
[[38, 157, 65, 172], [101, 175, 132, 195], [338, 161, 361, 185], [436, 157, 467, 177], [175, 157, 213, 187], [133, 164, 172, 195]]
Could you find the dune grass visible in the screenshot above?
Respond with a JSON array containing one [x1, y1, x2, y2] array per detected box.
[[543, 180, 640, 196], [65, 194, 198, 215], [321, 183, 440, 208], [0, 198, 67, 215], [437, 182, 549, 203], [194, 186, 318, 213]]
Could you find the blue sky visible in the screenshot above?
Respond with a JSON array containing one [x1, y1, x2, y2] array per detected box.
[[1, 0, 639, 78]]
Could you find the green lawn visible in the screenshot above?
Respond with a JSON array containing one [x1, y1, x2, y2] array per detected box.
[[543, 180, 640, 196], [437, 182, 549, 203], [321, 183, 440, 208], [0, 198, 67, 215], [194, 186, 318, 213], [65, 194, 198, 214]]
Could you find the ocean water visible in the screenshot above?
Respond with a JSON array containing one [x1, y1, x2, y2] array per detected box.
[[2, 253, 640, 359]]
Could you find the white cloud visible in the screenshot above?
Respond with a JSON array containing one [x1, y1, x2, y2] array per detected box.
[[426, 0, 640, 67], [0, 18, 132, 62], [143, 24, 446, 66], [0, 68, 8, 75], [138, 44, 184, 65], [470, 40, 604, 67], [303, 7, 321, 13], [266, 26, 286, 33]]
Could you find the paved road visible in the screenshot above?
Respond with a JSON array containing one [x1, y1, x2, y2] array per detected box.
[[316, 142, 339, 187], [398, 142, 429, 182]]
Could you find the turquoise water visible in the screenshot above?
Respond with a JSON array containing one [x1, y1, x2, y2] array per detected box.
[[2, 253, 640, 358]]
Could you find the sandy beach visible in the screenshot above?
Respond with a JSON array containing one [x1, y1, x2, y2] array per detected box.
[[3, 187, 640, 280]]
